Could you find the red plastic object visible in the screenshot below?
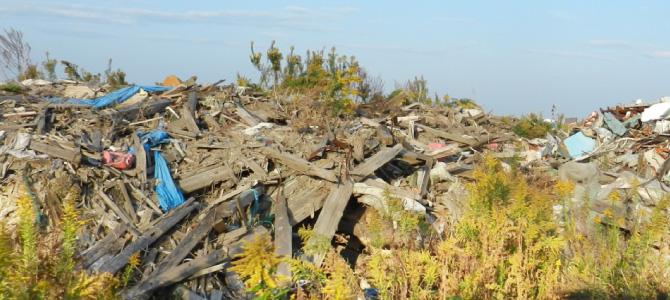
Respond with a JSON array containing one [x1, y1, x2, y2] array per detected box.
[[102, 151, 135, 169]]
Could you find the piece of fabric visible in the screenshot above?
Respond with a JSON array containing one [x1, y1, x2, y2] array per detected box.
[[47, 85, 170, 109]]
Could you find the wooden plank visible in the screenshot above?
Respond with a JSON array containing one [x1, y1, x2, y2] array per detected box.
[[152, 190, 256, 275], [357, 178, 422, 201], [178, 164, 236, 193], [132, 133, 147, 187], [415, 123, 479, 146], [261, 147, 337, 182], [377, 124, 394, 147], [115, 181, 138, 224], [286, 180, 331, 225], [95, 197, 197, 275], [309, 180, 353, 266], [123, 226, 268, 300], [181, 92, 200, 133], [350, 144, 404, 178], [203, 114, 221, 131], [97, 188, 140, 236], [273, 193, 292, 284], [111, 99, 171, 122], [234, 103, 262, 126], [80, 223, 128, 269], [126, 181, 163, 215], [29, 140, 81, 163]]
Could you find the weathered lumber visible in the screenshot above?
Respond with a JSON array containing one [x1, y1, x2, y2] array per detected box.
[[260, 147, 338, 182], [178, 164, 236, 193], [273, 193, 292, 284], [80, 223, 128, 269], [152, 190, 256, 275], [350, 144, 404, 178], [132, 133, 147, 187], [309, 179, 354, 266], [95, 197, 197, 274], [180, 92, 200, 133], [97, 188, 141, 236], [353, 182, 426, 214], [361, 176, 421, 200], [234, 102, 263, 126], [126, 181, 162, 215], [29, 140, 81, 163], [203, 114, 221, 131], [116, 181, 138, 224], [123, 226, 268, 300], [415, 123, 480, 146], [111, 99, 171, 122], [377, 125, 394, 147]]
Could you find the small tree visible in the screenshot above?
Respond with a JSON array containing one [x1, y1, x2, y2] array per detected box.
[[0, 28, 32, 80]]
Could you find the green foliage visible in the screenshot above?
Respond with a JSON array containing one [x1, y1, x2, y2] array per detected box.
[[401, 76, 429, 105], [559, 180, 670, 299], [298, 225, 331, 257], [0, 183, 120, 299], [247, 42, 361, 117], [42, 52, 57, 81], [106, 70, 126, 87], [0, 83, 22, 93], [512, 113, 552, 139], [435, 153, 564, 299], [60, 60, 82, 81], [443, 97, 481, 110], [18, 64, 43, 81]]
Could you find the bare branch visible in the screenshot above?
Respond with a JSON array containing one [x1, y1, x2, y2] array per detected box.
[[0, 28, 32, 80]]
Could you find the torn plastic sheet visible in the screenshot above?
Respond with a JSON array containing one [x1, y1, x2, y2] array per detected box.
[[46, 85, 170, 109], [139, 130, 185, 210]]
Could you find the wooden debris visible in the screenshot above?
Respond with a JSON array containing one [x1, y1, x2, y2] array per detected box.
[[261, 147, 338, 182]]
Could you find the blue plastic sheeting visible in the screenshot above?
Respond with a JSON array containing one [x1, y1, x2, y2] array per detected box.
[[139, 130, 169, 151], [563, 131, 596, 159], [153, 150, 185, 211], [138, 130, 185, 210], [48, 85, 170, 109]]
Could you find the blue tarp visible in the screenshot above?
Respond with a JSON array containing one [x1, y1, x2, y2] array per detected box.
[[139, 130, 185, 210], [48, 85, 171, 109], [563, 131, 597, 159]]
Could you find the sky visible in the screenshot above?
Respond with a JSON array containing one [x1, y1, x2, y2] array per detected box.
[[1, 1, 670, 118]]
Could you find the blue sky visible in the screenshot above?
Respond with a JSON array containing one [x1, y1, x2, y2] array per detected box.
[[2, 1, 670, 117]]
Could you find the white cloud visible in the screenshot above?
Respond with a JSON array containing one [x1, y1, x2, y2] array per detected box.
[[642, 51, 670, 59], [340, 43, 444, 56], [529, 49, 611, 60], [586, 40, 637, 48], [434, 17, 475, 24], [550, 10, 575, 20], [3, 2, 357, 32]]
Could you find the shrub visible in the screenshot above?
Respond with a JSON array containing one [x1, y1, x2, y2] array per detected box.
[[512, 113, 552, 139]]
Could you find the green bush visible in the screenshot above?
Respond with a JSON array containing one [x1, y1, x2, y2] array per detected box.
[[512, 113, 552, 139]]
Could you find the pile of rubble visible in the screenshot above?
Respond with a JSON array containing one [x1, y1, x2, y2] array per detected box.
[[2, 76, 670, 299]]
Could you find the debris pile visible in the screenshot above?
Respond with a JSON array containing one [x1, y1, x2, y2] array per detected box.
[[2, 76, 670, 299]]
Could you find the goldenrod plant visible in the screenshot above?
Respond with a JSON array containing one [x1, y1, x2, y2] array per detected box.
[[230, 232, 289, 299], [559, 179, 670, 299], [0, 183, 120, 300], [289, 227, 358, 300]]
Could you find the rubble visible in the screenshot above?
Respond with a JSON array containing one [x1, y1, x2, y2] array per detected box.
[[3, 76, 670, 299]]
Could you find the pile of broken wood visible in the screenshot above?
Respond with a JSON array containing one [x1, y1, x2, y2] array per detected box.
[[0, 79, 516, 299]]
